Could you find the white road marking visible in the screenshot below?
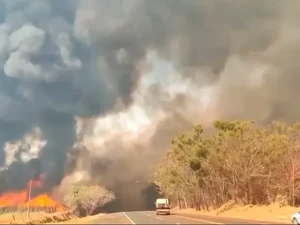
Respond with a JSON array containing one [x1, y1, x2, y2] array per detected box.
[[156, 216, 164, 220], [138, 212, 151, 216], [173, 215, 223, 224], [123, 212, 136, 224]]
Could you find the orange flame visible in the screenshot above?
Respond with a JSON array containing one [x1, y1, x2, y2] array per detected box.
[[0, 190, 27, 207], [0, 174, 65, 211]]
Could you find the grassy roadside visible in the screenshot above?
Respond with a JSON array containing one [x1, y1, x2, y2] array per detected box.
[[0, 211, 78, 224], [0, 211, 104, 224], [53, 214, 104, 224], [173, 202, 298, 223], [0, 212, 45, 223]]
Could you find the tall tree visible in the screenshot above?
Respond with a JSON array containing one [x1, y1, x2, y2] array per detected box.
[[153, 120, 300, 210], [64, 184, 115, 216]]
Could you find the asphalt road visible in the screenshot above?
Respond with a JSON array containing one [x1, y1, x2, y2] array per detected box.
[[95, 211, 283, 224]]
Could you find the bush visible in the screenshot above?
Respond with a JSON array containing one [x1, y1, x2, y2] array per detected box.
[[64, 184, 115, 216]]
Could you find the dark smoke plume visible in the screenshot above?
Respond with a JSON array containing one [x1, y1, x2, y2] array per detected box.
[[0, 0, 300, 211]]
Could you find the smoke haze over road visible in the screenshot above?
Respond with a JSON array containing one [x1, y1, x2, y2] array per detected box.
[[0, 0, 299, 211]]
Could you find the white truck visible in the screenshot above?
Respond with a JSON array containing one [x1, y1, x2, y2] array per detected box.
[[291, 212, 300, 224], [155, 198, 171, 215]]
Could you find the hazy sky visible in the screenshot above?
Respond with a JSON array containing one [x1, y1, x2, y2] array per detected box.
[[1, 1, 300, 211]]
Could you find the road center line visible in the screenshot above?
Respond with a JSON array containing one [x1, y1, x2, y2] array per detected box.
[[123, 212, 136, 224], [173, 215, 223, 224]]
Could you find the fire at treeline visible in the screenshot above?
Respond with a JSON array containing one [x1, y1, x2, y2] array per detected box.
[[0, 172, 67, 214], [0, 0, 300, 216]]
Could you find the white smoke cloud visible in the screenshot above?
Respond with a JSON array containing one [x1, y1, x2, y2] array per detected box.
[[4, 127, 46, 166], [4, 25, 45, 79], [56, 33, 82, 70], [0, 1, 300, 210], [67, 52, 215, 188]]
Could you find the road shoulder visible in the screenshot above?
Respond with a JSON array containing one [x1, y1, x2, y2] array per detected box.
[[173, 211, 284, 224]]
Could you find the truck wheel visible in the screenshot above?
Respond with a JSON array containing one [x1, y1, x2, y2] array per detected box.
[[293, 218, 299, 225]]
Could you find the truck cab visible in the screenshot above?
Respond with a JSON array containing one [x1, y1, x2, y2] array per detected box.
[[155, 198, 170, 215]]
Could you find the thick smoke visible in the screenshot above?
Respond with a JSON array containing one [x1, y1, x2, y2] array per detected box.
[[0, 0, 139, 191], [0, 0, 300, 211]]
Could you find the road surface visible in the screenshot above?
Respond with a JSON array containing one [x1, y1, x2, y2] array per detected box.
[[95, 211, 283, 224]]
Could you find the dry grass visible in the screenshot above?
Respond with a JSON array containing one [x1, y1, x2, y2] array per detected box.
[[54, 214, 104, 224], [0, 211, 104, 224], [0, 211, 77, 224], [173, 201, 300, 223], [0, 212, 56, 224], [0, 212, 45, 223]]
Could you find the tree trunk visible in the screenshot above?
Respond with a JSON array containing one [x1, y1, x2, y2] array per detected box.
[[183, 196, 188, 209], [177, 192, 181, 209]]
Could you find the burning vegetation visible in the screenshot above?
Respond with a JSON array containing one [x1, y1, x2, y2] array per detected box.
[[0, 0, 300, 214], [0, 174, 66, 213]]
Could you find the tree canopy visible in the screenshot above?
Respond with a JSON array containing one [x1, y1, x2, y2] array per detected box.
[[64, 184, 115, 216], [153, 120, 300, 210]]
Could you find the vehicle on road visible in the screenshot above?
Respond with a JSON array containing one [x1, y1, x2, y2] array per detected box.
[[155, 198, 170, 215], [291, 212, 300, 224]]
